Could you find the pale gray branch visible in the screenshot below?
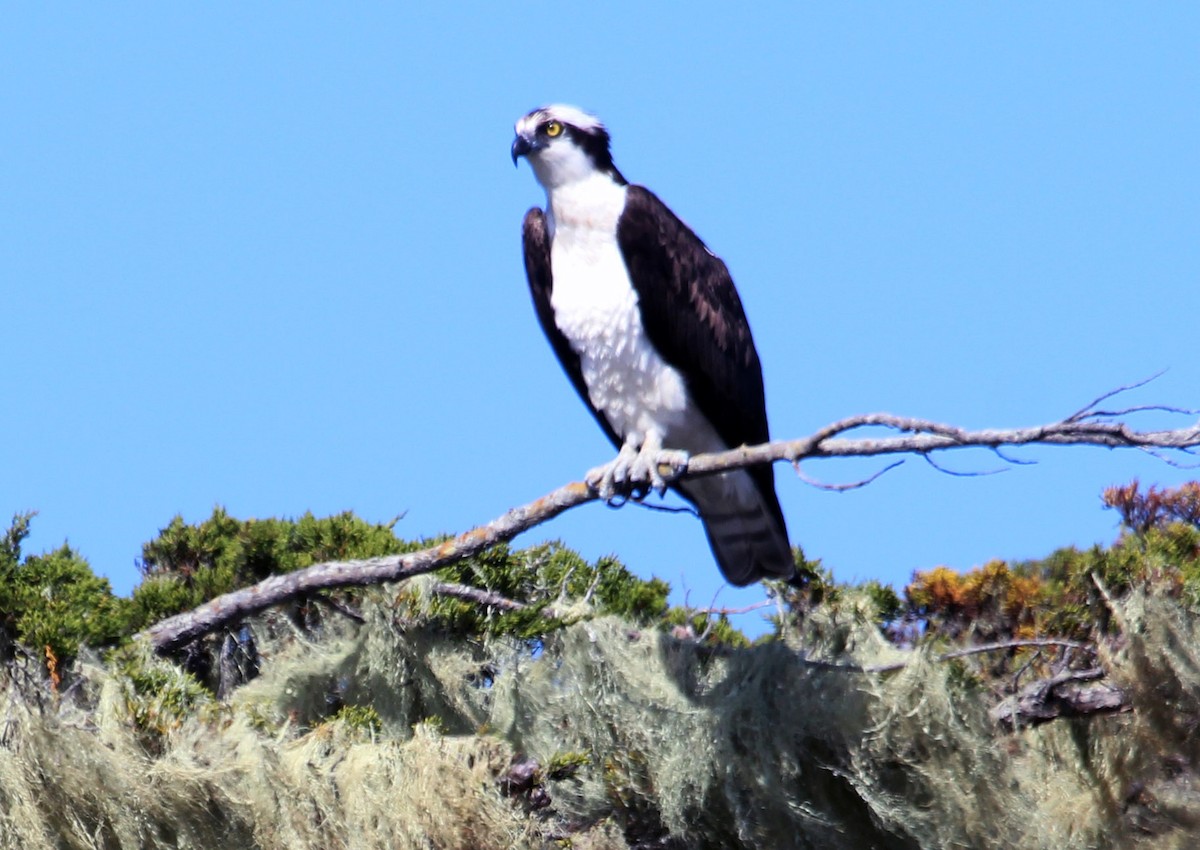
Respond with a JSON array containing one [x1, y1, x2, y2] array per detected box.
[[802, 637, 1094, 675], [427, 580, 529, 612], [692, 600, 775, 617], [139, 399, 1200, 654]]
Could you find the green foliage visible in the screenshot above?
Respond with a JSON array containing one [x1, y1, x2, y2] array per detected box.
[[0, 512, 130, 666], [791, 544, 832, 592], [907, 485, 1200, 647], [426, 541, 670, 638], [662, 607, 750, 648], [0, 511, 34, 568], [330, 703, 383, 737], [862, 579, 903, 623], [108, 643, 214, 750], [900, 481, 1200, 693], [588, 554, 672, 624], [0, 508, 679, 672], [415, 715, 447, 735], [769, 548, 908, 640], [546, 750, 591, 781], [129, 507, 416, 627], [773, 546, 836, 613]]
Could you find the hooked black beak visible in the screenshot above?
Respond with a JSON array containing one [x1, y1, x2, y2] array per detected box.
[[511, 134, 536, 166]]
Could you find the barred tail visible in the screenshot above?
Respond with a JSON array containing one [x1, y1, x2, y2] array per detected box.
[[677, 468, 793, 586]]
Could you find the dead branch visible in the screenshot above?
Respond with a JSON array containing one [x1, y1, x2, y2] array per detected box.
[[427, 580, 529, 613], [691, 600, 776, 617], [990, 668, 1130, 729], [800, 636, 1130, 726], [798, 637, 1094, 674], [861, 638, 1093, 674], [694, 412, 1200, 484], [139, 391, 1200, 654]]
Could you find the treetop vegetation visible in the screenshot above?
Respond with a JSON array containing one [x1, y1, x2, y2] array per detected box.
[[3, 480, 1200, 847]]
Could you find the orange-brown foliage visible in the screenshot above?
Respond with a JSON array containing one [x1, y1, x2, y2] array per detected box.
[[908, 560, 1043, 641], [1103, 479, 1200, 533]]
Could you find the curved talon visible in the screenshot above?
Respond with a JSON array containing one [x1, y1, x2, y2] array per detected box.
[[642, 448, 689, 496], [586, 444, 691, 502]]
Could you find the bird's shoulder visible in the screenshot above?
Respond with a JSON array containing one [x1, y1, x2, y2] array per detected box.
[[617, 186, 751, 354], [522, 206, 549, 242]]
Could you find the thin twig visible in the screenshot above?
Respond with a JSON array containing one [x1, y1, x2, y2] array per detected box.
[[804, 637, 1093, 674], [692, 600, 775, 617], [1080, 404, 1200, 421], [316, 594, 366, 623], [921, 453, 1008, 478], [793, 459, 906, 491], [630, 501, 701, 517], [989, 446, 1037, 466], [1066, 371, 1168, 422], [1137, 446, 1200, 469]]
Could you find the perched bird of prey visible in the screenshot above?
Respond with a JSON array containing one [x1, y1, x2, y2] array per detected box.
[[512, 105, 794, 586]]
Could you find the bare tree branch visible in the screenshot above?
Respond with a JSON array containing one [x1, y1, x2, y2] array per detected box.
[[801, 637, 1094, 674], [920, 453, 1007, 478], [689, 600, 776, 617], [990, 668, 1130, 729], [793, 459, 906, 491], [139, 392, 1200, 654], [922, 638, 1091, 671], [426, 580, 529, 612], [1065, 372, 1165, 420], [693, 414, 1200, 480]]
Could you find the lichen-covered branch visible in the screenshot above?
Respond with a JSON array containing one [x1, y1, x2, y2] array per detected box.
[[140, 395, 1200, 654]]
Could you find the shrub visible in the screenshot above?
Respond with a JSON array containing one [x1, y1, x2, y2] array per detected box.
[[128, 507, 416, 628], [0, 512, 130, 667]]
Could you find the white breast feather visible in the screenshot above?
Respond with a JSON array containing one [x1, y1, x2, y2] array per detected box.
[[546, 175, 723, 454]]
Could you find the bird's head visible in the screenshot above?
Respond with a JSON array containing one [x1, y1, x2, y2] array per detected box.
[[511, 104, 626, 189]]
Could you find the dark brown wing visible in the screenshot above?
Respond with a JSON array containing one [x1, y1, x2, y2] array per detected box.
[[615, 186, 786, 534], [522, 207, 620, 448]]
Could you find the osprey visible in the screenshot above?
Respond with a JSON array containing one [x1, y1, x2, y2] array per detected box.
[[512, 105, 794, 586]]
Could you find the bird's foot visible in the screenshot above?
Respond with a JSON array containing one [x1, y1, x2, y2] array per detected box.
[[585, 442, 639, 502], [586, 442, 689, 502], [630, 446, 689, 497]]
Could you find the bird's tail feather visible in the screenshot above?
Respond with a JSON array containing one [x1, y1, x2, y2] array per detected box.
[[678, 470, 793, 587]]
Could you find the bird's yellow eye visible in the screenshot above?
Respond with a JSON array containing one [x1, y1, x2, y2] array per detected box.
[[545, 120, 564, 138]]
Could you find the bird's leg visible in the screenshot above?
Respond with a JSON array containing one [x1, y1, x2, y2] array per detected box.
[[586, 432, 690, 502]]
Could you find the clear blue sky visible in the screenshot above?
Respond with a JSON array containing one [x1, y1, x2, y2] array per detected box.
[[4, 5, 1198, 630]]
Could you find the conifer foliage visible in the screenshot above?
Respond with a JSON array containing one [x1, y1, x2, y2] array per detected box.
[[0, 512, 129, 667]]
